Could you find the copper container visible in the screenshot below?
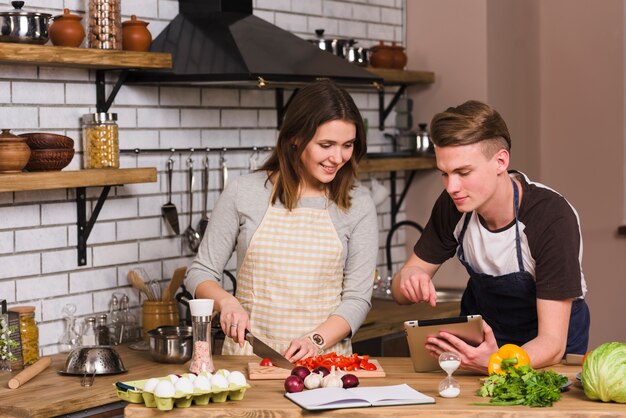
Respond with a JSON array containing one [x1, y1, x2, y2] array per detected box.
[[49, 8, 85, 48], [369, 41, 393, 69], [122, 15, 151, 52], [0, 129, 31, 173]]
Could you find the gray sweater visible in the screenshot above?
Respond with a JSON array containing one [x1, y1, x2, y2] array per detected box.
[[185, 171, 379, 335]]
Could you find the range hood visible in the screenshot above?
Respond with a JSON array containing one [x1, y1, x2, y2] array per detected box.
[[125, 0, 382, 86]]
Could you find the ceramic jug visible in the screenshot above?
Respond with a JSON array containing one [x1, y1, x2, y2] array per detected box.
[[369, 41, 393, 69], [122, 15, 152, 52], [49, 8, 85, 48]]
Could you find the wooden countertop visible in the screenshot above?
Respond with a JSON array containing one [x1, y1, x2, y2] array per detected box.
[[1, 346, 624, 417], [353, 298, 460, 343]]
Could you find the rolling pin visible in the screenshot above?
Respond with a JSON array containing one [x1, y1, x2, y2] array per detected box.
[[8, 356, 52, 389]]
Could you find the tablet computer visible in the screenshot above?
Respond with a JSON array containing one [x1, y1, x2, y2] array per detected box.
[[404, 315, 484, 372]]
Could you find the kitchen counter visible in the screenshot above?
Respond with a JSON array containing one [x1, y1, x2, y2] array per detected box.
[[1, 346, 624, 417]]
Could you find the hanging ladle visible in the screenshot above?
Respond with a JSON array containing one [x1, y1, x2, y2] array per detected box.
[[184, 157, 202, 252]]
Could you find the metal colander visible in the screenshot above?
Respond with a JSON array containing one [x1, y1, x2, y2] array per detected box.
[[58, 346, 127, 376]]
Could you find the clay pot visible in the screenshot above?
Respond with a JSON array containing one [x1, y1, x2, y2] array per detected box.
[[369, 41, 393, 69], [49, 8, 85, 48], [122, 15, 152, 52], [0, 129, 31, 173], [390, 42, 407, 70]]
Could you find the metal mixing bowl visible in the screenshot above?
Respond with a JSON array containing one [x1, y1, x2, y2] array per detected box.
[[148, 326, 193, 364], [59, 346, 127, 376]]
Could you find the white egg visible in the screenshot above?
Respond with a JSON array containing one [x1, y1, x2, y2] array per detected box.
[[143, 378, 161, 393], [215, 368, 230, 378], [167, 374, 179, 383], [227, 371, 247, 386], [154, 380, 176, 398], [174, 377, 194, 394], [211, 373, 229, 389], [193, 375, 211, 391], [184, 373, 196, 382]]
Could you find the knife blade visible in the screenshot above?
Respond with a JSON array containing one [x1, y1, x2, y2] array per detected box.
[[244, 330, 293, 369]]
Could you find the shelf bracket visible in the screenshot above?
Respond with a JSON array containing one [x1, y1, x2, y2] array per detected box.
[[95, 69, 129, 113], [389, 169, 417, 225], [378, 84, 407, 131], [275, 88, 300, 130], [76, 186, 111, 266]]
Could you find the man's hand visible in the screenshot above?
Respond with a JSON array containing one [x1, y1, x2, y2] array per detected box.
[[424, 321, 498, 374], [391, 254, 441, 306]]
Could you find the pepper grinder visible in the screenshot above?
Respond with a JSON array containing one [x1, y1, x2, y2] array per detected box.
[[188, 299, 215, 374]]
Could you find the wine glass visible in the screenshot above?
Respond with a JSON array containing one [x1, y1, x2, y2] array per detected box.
[[438, 351, 461, 398]]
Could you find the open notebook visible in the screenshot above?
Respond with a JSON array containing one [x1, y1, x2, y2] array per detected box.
[[285, 384, 436, 411]]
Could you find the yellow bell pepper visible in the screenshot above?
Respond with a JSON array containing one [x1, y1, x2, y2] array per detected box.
[[488, 344, 530, 375]]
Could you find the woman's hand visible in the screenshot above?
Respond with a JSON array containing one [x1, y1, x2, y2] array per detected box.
[[424, 321, 499, 374], [219, 299, 250, 347], [284, 336, 321, 363]]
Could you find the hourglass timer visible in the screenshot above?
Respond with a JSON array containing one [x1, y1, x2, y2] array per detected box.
[[438, 351, 461, 398]]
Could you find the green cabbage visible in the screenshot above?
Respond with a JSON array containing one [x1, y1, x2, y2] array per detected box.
[[581, 342, 626, 403]]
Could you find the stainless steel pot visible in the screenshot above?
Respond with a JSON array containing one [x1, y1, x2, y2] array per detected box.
[[346, 40, 368, 66], [0, 1, 51, 44], [148, 325, 193, 364], [309, 29, 349, 58]]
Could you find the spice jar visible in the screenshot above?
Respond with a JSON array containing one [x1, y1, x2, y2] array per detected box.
[[82, 112, 119, 169], [87, 0, 122, 50], [8, 306, 39, 367], [188, 299, 215, 374]]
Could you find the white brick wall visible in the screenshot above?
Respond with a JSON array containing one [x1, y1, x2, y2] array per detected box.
[[0, 0, 414, 355]]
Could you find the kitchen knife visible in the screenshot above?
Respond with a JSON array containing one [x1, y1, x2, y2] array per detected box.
[[244, 330, 292, 369]]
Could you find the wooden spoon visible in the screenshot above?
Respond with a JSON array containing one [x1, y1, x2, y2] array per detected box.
[[127, 270, 152, 300], [162, 267, 187, 301]]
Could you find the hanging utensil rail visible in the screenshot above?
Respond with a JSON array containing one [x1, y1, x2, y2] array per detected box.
[[120, 146, 273, 154]]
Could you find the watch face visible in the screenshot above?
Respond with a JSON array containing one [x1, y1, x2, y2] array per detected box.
[[312, 333, 324, 346]]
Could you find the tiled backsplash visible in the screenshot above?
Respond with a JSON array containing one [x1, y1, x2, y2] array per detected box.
[[0, 0, 410, 355]]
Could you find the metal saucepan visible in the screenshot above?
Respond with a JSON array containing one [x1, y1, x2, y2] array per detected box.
[[308, 29, 349, 58], [0, 1, 51, 44], [346, 40, 369, 66]]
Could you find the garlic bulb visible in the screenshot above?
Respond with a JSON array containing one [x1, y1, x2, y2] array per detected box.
[[321, 366, 343, 388], [304, 371, 323, 389]]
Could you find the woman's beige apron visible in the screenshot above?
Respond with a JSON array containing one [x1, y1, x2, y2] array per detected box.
[[222, 203, 351, 356]]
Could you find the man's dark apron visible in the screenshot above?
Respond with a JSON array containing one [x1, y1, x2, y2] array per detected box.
[[458, 180, 589, 354]]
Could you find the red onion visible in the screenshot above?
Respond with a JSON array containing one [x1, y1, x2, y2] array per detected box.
[[291, 366, 311, 380], [341, 373, 359, 388], [284, 375, 304, 393], [311, 366, 330, 377]]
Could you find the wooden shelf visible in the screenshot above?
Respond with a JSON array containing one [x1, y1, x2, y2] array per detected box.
[[367, 68, 435, 85], [0, 43, 171, 70], [360, 156, 436, 173], [0, 168, 157, 193]]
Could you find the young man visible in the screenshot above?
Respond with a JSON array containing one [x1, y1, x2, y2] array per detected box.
[[391, 100, 589, 374]]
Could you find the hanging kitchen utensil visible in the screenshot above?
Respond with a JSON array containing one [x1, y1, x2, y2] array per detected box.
[[220, 151, 228, 193], [196, 154, 210, 238], [161, 158, 180, 234], [184, 158, 202, 252]]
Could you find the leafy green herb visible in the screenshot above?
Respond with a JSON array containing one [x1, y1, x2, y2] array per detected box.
[[475, 363, 568, 407]]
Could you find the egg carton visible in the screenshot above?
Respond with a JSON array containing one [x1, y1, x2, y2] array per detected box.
[[114, 372, 251, 411]]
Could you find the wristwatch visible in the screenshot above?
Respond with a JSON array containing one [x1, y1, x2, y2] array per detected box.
[[307, 333, 325, 354]]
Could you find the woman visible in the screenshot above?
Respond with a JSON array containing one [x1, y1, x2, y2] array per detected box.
[[185, 80, 378, 363]]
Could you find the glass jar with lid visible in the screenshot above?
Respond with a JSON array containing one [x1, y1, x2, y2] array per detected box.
[[82, 112, 119, 169], [8, 306, 39, 366]]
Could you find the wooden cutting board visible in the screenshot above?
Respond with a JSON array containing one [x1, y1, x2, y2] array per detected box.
[[248, 359, 386, 380]]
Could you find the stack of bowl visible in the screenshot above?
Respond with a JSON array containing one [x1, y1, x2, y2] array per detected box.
[[19, 132, 75, 171]]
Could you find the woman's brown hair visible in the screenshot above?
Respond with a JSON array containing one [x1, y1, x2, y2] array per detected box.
[[430, 100, 511, 157], [259, 79, 367, 210]]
